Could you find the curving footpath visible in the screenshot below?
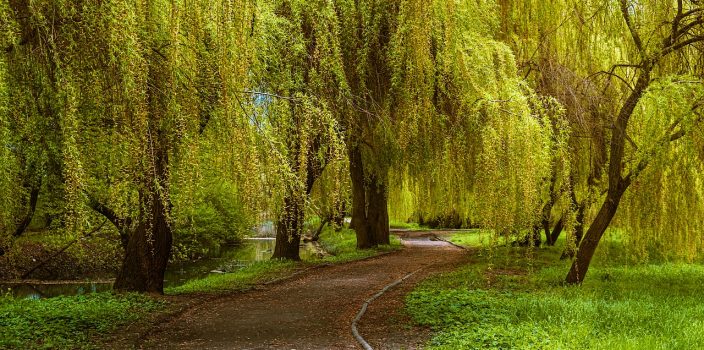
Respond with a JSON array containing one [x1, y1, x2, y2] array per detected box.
[[141, 231, 469, 350]]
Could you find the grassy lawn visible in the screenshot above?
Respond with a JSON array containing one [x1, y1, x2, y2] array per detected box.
[[0, 227, 400, 349], [407, 231, 704, 349]]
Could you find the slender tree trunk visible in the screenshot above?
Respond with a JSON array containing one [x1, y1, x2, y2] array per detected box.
[[332, 201, 345, 230], [561, 199, 586, 260], [565, 193, 622, 284], [310, 217, 330, 241], [565, 66, 650, 284], [13, 181, 41, 238], [547, 217, 563, 246], [86, 192, 132, 250]]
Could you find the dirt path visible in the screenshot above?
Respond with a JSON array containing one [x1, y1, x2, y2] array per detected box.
[[141, 231, 469, 350]]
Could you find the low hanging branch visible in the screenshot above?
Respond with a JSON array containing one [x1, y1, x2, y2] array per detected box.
[[21, 219, 108, 279]]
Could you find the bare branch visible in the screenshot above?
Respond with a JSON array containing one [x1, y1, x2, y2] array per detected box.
[[589, 70, 635, 92], [662, 35, 704, 57]]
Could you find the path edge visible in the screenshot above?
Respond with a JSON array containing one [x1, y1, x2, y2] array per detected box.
[[351, 268, 422, 350]]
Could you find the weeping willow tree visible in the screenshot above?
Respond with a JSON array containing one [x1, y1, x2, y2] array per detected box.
[[368, 0, 564, 245], [0, 1, 64, 250], [501, 0, 704, 283], [1, 0, 258, 293], [332, 0, 397, 248], [0, 6, 13, 245], [251, 0, 347, 260]]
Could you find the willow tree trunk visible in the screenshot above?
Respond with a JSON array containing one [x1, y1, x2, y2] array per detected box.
[[13, 180, 41, 238], [561, 198, 586, 260], [272, 195, 304, 260], [565, 67, 650, 284], [348, 144, 389, 248], [114, 147, 173, 293], [547, 218, 563, 246], [366, 176, 390, 245], [565, 192, 622, 284]]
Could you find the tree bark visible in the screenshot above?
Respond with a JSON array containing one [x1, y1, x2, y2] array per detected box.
[[85, 192, 132, 250], [13, 180, 41, 238], [366, 176, 390, 245], [347, 144, 390, 248], [272, 195, 304, 260], [560, 194, 586, 260], [517, 227, 541, 247], [565, 192, 622, 284], [547, 217, 563, 246], [114, 147, 173, 293]]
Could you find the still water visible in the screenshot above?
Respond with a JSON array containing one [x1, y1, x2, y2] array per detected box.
[[1, 238, 318, 299]]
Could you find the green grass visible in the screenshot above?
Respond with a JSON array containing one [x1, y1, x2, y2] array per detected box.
[[445, 229, 493, 247], [164, 260, 299, 294], [0, 293, 164, 349], [390, 220, 425, 230], [407, 233, 704, 349], [317, 227, 402, 263]]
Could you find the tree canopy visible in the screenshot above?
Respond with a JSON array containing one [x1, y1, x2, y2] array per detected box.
[[1, 0, 703, 291]]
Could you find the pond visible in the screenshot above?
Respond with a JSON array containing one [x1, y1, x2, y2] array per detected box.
[[0, 238, 319, 299]]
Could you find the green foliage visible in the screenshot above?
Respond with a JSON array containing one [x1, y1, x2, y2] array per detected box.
[[385, 0, 567, 243], [446, 230, 494, 247], [389, 220, 424, 230], [407, 239, 704, 349], [2, 0, 703, 291], [172, 182, 254, 261], [0, 293, 164, 349], [618, 76, 704, 261]]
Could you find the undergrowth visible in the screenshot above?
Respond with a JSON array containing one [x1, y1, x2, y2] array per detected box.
[[0, 293, 163, 349]]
